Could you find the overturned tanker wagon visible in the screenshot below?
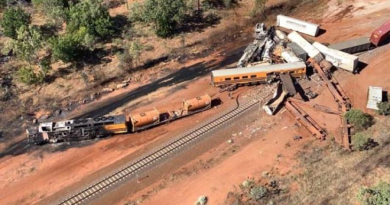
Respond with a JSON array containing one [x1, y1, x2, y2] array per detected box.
[[211, 62, 307, 87], [27, 94, 213, 145]]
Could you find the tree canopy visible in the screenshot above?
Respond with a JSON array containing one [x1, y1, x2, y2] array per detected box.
[[0, 7, 31, 39], [66, 0, 114, 39], [130, 0, 187, 38], [32, 0, 67, 24], [12, 25, 42, 63]]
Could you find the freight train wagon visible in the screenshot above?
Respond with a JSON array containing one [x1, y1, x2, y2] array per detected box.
[[27, 95, 212, 145], [211, 62, 306, 87], [287, 31, 323, 62], [328, 37, 372, 54], [370, 20, 390, 46], [276, 15, 320, 37], [312, 42, 359, 73]]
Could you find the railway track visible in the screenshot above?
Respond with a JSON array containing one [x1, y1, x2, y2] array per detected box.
[[58, 87, 274, 205]]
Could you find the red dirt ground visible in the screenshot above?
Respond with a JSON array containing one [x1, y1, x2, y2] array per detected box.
[[111, 1, 390, 204], [2, 0, 390, 205], [118, 114, 314, 205]]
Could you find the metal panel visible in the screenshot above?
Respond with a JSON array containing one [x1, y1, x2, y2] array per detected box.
[[277, 15, 320, 37]]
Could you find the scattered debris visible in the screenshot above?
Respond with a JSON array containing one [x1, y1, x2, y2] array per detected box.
[[293, 135, 303, 141], [116, 83, 128, 89], [227, 139, 234, 144], [102, 88, 114, 93], [195, 196, 208, 205]]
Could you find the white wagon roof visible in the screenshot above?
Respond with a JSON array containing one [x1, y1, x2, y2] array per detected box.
[[211, 62, 306, 77], [277, 15, 320, 27], [367, 86, 383, 110]]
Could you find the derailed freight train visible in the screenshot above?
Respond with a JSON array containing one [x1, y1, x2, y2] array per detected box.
[[27, 94, 212, 145]]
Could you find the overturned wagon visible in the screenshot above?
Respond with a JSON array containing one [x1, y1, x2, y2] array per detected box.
[[27, 94, 213, 145], [27, 115, 127, 144], [129, 95, 212, 132]]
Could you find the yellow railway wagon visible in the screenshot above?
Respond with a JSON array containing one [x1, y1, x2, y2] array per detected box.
[[102, 115, 128, 134], [211, 62, 306, 87]]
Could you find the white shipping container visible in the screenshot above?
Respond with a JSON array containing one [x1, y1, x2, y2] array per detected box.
[[312, 42, 359, 72], [287, 31, 323, 62], [281, 50, 302, 63], [367, 86, 383, 110], [277, 15, 320, 37]]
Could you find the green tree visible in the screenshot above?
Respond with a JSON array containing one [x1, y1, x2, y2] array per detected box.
[[358, 182, 390, 205], [32, 0, 67, 24], [130, 0, 187, 38], [377, 102, 390, 116], [50, 33, 82, 63], [351, 133, 371, 151], [0, 7, 31, 39], [344, 109, 374, 131], [11, 25, 42, 64], [17, 65, 45, 85], [66, 0, 114, 39]]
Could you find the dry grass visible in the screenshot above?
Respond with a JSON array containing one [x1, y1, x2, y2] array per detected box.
[[276, 117, 390, 205]]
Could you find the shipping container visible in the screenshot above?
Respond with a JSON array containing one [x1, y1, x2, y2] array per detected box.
[[287, 31, 323, 62], [329, 37, 372, 54], [312, 42, 358, 73], [367, 86, 383, 110], [370, 20, 390, 46], [277, 15, 320, 37], [287, 42, 308, 60]]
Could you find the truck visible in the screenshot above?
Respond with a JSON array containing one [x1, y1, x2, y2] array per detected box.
[[276, 15, 320, 37], [312, 42, 359, 73]]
